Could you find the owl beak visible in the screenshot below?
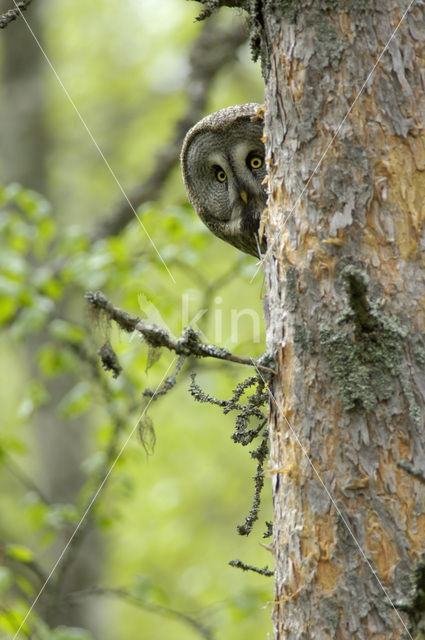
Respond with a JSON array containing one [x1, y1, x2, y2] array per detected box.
[[240, 190, 248, 204]]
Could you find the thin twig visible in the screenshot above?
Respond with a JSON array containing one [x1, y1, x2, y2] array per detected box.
[[3, 456, 51, 505], [228, 559, 273, 577], [67, 586, 215, 640]]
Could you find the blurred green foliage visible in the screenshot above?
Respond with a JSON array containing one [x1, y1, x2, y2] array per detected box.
[[0, 2, 272, 639]]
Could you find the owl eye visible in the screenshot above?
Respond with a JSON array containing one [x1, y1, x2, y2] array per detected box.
[[214, 166, 227, 183], [248, 154, 263, 170]]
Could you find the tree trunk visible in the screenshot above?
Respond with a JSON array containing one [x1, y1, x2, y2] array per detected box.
[[0, 0, 47, 190], [258, 1, 425, 638]]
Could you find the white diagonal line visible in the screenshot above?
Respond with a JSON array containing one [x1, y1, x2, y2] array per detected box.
[[12, 1, 176, 284], [254, 365, 413, 639], [12, 357, 177, 639]]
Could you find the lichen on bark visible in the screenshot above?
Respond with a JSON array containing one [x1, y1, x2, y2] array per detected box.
[[259, 1, 425, 638]]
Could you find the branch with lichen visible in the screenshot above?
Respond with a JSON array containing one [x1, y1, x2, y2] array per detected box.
[[85, 290, 276, 375], [228, 558, 273, 577], [189, 372, 270, 538], [0, 0, 33, 29]]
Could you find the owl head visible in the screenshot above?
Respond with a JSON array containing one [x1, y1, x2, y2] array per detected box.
[[180, 103, 267, 258]]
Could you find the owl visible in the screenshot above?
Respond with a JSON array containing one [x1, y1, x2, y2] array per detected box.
[[180, 103, 267, 258]]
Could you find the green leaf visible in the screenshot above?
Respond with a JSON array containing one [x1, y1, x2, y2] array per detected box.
[[0, 292, 19, 323], [0, 250, 27, 277], [0, 275, 22, 297], [0, 596, 35, 635], [33, 267, 63, 300], [6, 543, 34, 563], [16, 575, 36, 597], [37, 343, 78, 377]]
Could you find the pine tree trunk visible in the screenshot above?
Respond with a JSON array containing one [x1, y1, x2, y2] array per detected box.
[[259, 2, 425, 638]]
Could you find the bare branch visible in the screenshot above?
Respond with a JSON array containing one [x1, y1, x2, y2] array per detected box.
[[67, 586, 215, 640], [0, 0, 33, 29]]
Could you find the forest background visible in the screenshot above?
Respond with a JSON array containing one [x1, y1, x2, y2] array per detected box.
[[0, 1, 274, 639]]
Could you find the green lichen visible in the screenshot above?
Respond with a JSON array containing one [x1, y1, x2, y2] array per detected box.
[[320, 597, 340, 631], [268, 0, 299, 22], [294, 323, 314, 358], [347, 0, 370, 10], [400, 375, 422, 428], [285, 266, 299, 312], [397, 555, 425, 638], [412, 339, 425, 368], [313, 10, 344, 70], [319, 314, 406, 412], [319, 0, 370, 10], [318, 264, 417, 414], [320, 0, 340, 8], [259, 0, 370, 27]]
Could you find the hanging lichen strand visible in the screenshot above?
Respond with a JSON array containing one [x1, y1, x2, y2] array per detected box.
[[189, 372, 272, 549]]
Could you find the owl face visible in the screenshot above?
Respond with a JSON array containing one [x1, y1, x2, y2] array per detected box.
[[181, 104, 267, 257]]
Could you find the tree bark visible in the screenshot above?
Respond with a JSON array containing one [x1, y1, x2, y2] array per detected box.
[[0, 0, 46, 189], [258, 1, 425, 638]]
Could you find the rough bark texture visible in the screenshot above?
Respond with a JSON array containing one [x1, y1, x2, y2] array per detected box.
[[259, 1, 425, 638]]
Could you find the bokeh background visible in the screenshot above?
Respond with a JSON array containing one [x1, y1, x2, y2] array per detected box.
[[0, 1, 272, 638]]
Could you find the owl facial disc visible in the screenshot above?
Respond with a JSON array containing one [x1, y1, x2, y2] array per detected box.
[[181, 103, 267, 257]]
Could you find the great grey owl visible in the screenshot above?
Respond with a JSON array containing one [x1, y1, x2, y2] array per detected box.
[[180, 103, 267, 258]]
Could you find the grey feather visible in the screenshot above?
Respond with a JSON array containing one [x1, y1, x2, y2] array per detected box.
[[181, 104, 267, 257]]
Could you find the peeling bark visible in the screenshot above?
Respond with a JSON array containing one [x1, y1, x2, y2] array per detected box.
[[259, 1, 425, 638]]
